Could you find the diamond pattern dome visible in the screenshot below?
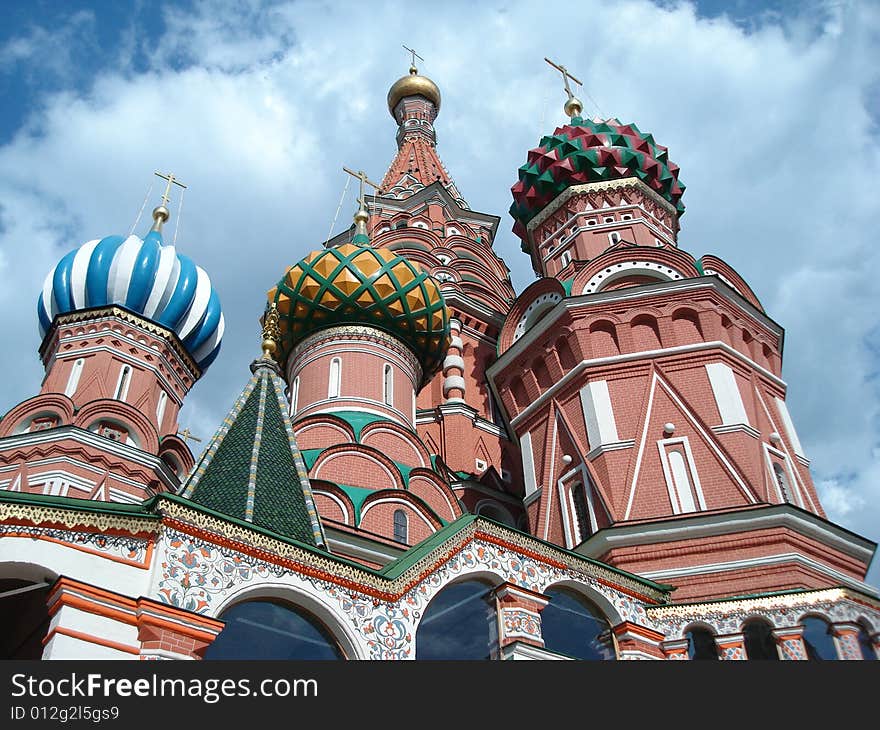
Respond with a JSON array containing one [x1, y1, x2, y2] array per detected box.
[[268, 243, 450, 383], [510, 117, 685, 249]]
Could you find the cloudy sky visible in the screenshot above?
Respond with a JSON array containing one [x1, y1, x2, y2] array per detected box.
[[1, 0, 878, 588]]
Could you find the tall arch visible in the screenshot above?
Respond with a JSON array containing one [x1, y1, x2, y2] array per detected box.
[[541, 584, 615, 660], [416, 577, 498, 660]]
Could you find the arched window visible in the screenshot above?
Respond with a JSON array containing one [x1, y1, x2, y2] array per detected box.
[[114, 365, 132, 401], [801, 616, 837, 660], [0, 579, 51, 659], [393, 509, 408, 544], [65, 358, 84, 397], [857, 622, 877, 660], [686, 627, 719, 660], [416, 579, 495, 660], [291, 376, 300, 414], [383, 364, 394, 406], [328, 358, 341, 399], [204, 600, 344, 660], [156, 391, 168, 428], [743, 618, 779, 660], [541, 587, 615, 660], [668, 448, 698, 513], [773, 462, 792, 503]]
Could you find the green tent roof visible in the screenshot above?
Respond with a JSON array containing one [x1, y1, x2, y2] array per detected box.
[[181, 357, 325, 547]]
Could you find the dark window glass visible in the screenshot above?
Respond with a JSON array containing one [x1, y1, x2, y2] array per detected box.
[[743, 619, 779, 660], [570, 484, 591, 541], [686, 627, 719, 660], [205, 600, 343, 660], [0, 579, 51, 659], [393, 510, 408, 544], [542, 587, 615, 660], [416, 580, 495, 660], [802, 616, 837, 660], [857, 623, 877, 660]]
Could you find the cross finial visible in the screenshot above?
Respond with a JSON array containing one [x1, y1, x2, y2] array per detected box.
[[154, 171, 187, 206], [402, 44, 424, 73], [343, 167, 382, 211], [177, 428, 202, 445], [544, 57, 584, 118], [343, 167, 382, 243]]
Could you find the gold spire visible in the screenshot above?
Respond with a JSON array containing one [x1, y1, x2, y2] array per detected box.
[[544, 57, 584, 118], [151, 171, 187, 232], [342, 166, 381, 241], [261, 303, 280, 359]]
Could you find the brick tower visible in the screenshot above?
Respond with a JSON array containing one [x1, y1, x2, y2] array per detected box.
[[491, 84, 875, 602]]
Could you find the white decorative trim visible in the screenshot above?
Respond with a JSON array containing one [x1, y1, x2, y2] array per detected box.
[[577, 505, 876, 564], [585, 440, 635, 459], [582, 260, 684, 294], [507, 340, 786, 429], [639, 552, 879, 596], [713, 423, 761, 439]]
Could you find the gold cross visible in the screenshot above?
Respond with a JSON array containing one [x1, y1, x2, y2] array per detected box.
[[177, 428, 202, 444], [544, 57, 583, 101], [154, 171, 187, 207], [342, 166, 382, 211], [402, 44, 424, 70]]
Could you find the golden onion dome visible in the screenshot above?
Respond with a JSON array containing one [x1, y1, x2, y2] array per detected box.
[[387, 66, 441, 118]]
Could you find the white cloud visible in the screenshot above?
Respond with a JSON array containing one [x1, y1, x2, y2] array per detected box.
[[1, 0, 879, 587]]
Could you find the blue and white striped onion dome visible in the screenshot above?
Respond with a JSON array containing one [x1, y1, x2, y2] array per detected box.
[[37, 227, 224, 371]]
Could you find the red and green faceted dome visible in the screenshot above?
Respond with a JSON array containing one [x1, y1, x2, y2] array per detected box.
[[510, 117, 685, 249], [267, 243, 450, 383]]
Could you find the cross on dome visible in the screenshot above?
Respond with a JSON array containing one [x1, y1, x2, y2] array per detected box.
[[544, 57, 584, 118]]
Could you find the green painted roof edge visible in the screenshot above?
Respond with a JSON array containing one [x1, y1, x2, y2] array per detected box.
[[0, 489, 158, 518], [378, 514, 671, 595]]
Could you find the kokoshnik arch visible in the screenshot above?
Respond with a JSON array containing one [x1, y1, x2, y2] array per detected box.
[[0, 56, 878, 661]]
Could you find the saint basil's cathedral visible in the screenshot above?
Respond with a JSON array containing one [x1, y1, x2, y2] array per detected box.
[[0, 58, 878, 662]]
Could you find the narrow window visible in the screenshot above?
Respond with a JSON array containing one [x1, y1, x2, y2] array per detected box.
[[328, 358, 341, 398], [560, 250, 572, 267], [383, 363, 393, 406], [114, 365, 132, 401], [291, 376, 300, 414], [668, 449, 697, 513], [773, 462, 792, 503], [608, 232, 621, 245], [393, 509, 408, 543], [156, 391, 168, 428], [65, 358, 84, 397], [570, 483, 592, 542]]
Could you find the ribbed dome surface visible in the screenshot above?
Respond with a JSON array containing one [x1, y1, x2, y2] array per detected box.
[[37, 228, 224, 370]]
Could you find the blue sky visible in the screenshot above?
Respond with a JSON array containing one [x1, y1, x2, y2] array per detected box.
[[1, 0, 879, 589]]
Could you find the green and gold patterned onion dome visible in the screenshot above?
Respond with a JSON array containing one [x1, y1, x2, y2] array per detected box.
[[510, 117, 685, 251], [267, 243, 451, 384]]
